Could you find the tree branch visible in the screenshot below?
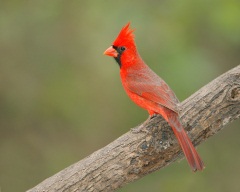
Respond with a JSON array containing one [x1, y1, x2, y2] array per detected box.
[[28, 65, 240, 192]]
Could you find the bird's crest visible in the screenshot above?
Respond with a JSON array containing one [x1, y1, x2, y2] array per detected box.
[[113, 22, 135, 47]]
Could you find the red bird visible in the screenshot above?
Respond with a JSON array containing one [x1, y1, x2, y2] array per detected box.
[[104, 23, 204, 171]]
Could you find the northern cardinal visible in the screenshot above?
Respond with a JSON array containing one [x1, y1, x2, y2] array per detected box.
[[104, 23, 204, 171]]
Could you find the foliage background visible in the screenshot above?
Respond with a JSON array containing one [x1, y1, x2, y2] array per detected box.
[[0, 1, 239, 191]]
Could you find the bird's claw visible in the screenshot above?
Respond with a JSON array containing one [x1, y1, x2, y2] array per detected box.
[[150, 114, 158, 119], [131, 124, 145, 133], [131, 115, 156, 133]]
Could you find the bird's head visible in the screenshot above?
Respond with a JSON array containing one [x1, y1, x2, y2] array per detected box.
[[104, 22, 138, 68]]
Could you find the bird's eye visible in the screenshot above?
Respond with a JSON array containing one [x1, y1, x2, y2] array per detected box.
[[120, 46, 126, 51]]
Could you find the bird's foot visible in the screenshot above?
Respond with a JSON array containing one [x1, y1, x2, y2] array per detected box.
[[150, 114, 158, 119], [131, 114, 157, 133], [131, 124, 145, 133]]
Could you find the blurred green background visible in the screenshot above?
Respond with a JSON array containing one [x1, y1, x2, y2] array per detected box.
[[0, 1, 240, 192]]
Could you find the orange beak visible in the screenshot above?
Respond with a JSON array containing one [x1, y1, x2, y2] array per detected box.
[[104, 46, 118, 57]]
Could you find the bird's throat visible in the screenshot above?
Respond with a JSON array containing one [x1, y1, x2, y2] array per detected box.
[[114, 53, 122, 68]]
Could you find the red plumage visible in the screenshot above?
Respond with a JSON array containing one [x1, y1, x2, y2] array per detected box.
[[113, 22, 135, 49], [104, 23, 204, 171]]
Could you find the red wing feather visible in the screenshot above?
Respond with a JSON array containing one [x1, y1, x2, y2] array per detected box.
[[123, 67, 179, 113]]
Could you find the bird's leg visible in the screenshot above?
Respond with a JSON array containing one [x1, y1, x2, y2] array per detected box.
[[150, 113, 158, 119], [131, 114, 157, 133]]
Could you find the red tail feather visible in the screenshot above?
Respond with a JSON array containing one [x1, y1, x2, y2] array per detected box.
[[168, 114, 204, 171]]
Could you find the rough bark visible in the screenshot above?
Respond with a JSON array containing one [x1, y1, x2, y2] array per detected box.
[[28, 65, 240, 192]]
